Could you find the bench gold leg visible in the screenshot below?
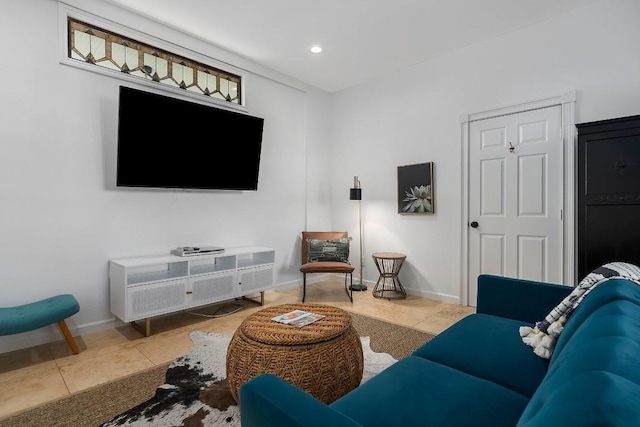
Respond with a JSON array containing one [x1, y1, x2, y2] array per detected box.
[[57, 320, 80, 354]]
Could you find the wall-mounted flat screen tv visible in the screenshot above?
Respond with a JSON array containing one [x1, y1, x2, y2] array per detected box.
[[116, 86, 264, 190]]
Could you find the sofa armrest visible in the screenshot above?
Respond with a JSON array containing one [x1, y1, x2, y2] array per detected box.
[[476, 274, 572, 323], [240, 373, 362, 427]]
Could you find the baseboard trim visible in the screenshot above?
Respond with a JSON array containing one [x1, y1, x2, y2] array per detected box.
[[0, 318, 117, 355]]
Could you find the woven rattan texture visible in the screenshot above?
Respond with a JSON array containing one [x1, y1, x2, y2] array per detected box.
[[226, 303, 363, 404], [238, 303, 352, 345]]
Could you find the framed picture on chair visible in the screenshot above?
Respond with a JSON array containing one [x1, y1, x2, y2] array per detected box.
[[397, 162, 434, 214]]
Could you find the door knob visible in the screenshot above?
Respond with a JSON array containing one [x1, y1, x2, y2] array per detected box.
[[470, 221, 479, 228]]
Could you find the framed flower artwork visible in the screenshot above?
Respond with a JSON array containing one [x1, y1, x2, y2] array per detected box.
[[397, 162, 435, 214]]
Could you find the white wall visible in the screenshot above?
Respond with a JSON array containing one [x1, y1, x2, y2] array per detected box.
[[329, 0, 640, 302], [0, 0, 331, 353]]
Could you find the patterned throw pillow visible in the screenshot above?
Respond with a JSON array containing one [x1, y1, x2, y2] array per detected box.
[[307, 238, 351, 263]]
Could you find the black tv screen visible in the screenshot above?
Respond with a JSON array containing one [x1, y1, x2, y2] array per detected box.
[[116, 86, 264, 190]]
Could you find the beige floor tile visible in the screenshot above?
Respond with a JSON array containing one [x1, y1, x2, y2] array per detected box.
[[393, 294, 446, 310], [0, 360, 68, 417], [351, 303, 435, 328], [261, 289, 299, 305], [50, 328, 140, 367], [133, 329, 196, 365], [413, 315, 461, 335], [195, 315, 244, 336], [60, 347, 154, 393], [302, 284, 353, 302], [0, 346, 53, 379], [384, 298, 448, 316], [437, 304, 476, 319], [134, 312, 205, 335]]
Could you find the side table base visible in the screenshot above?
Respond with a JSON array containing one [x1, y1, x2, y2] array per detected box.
[[371, 252, 407, 300], [372, 278, 406, 300]]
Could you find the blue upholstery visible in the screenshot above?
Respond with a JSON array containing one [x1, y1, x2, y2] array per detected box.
[[549, 279, 640, 360], [519, 299, 640, 427], [330, 356, 529, 427], [240, 276, 640, 427], [476, 274, 572, 323], [0, 294, 80, 353], [240, 374, 361, 427], [412, 313, 548, 397], [0, 294, 79, 335]]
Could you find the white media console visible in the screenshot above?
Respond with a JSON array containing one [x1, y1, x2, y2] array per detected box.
[[109, 246, 275, 336]]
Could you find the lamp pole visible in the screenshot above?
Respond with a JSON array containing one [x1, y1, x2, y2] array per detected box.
[[350, 176, 367, 291]]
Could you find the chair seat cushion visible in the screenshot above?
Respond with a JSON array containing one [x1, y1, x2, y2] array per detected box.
[[300, 261, 354, 274]]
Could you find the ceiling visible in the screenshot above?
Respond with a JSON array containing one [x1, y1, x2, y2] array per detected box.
[[107, 0, 596, 93]]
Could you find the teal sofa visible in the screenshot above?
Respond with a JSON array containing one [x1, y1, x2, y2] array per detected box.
[[239, 274, 640, 426]]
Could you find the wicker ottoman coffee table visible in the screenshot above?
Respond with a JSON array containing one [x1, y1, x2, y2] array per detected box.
[[226, 303, 363, 404]]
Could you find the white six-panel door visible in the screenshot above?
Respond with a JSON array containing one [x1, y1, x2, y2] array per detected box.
[[467, 105, 563, 306]]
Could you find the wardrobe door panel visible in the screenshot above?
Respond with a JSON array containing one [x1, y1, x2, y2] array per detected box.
[[582, 204, 640, 275], [584, 136, 640, 195], [577, 115, 640, 281]]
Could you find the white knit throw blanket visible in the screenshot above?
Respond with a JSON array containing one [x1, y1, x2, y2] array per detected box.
[[519, 262, 640, 359]]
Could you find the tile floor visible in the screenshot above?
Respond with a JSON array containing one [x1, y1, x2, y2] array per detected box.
[[0, 279, 475, 419]]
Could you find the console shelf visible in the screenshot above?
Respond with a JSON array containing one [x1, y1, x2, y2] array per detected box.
[[109, 246, 275, 336]]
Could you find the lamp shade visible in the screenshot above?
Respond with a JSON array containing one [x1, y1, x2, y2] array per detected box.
[[350, 176, 362, 200], [350, 188, 362, 200]]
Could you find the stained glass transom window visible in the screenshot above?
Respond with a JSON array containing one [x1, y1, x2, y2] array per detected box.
[[68, 18, 242, 104]]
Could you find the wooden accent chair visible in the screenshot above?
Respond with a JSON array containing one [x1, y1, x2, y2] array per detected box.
[[300, 231, 354, 303]]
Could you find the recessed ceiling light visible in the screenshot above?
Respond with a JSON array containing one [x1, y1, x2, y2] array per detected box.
[[310, 46, 323, 54]]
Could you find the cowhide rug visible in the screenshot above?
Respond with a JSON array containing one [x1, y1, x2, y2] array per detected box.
[[101, 331, 396, 427]]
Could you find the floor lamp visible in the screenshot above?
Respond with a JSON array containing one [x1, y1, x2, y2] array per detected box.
[[349, 176, 367, 291]]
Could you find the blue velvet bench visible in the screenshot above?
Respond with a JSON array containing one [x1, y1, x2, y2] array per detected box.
[[0, 294, 80, 354]]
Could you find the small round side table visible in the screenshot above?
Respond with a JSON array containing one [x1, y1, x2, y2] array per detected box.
[[371, 252, 407, 299]]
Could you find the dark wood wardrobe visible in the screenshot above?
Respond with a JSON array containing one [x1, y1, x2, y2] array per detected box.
[[576, 115, 640, 281]]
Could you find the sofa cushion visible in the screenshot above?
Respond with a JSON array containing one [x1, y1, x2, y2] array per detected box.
[[547, 300, 640, 383], [477, 275, 572, 323], [330, 355, 529, 427], [519, 300, 640, 426], [412, 313, 548, 397], [517, 371, 640, 427], [240, 374, 362, 427], [550, 278, 640, 362]]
